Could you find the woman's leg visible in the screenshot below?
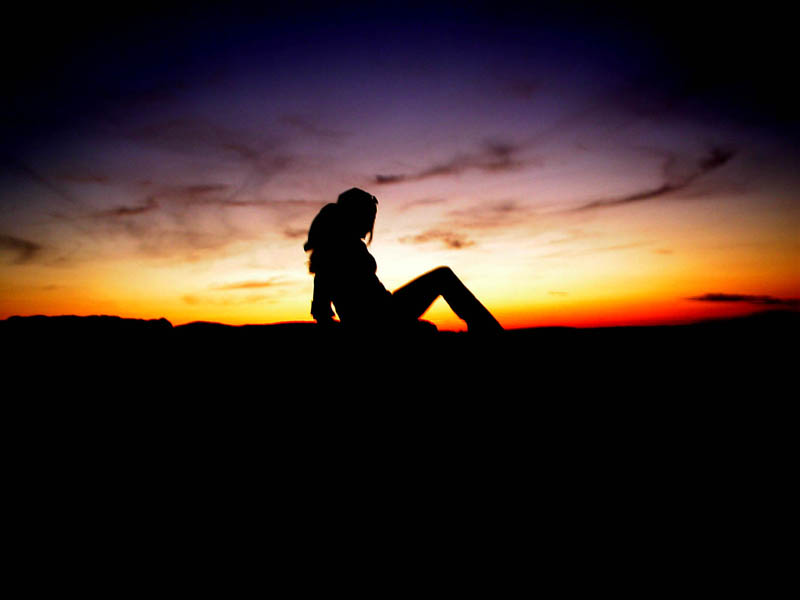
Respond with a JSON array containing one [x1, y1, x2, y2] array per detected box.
[[391, 267, 503, 332]]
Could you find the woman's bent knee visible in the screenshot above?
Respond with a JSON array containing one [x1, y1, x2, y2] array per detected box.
[[431, 266, 454, 279]]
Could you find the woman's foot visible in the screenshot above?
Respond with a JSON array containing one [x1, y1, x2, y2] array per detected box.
[[467, 315, 504, 335]]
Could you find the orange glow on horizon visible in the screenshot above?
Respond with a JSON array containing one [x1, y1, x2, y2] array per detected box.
[[2, 212, 797, 330], [1, 282, 788, 331]]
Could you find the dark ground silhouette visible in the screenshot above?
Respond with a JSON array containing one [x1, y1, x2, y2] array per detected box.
[[5, 310, 795, 392], [5, 310, 792, 557]]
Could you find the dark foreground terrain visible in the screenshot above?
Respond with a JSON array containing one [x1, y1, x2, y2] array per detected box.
[[5, 310, 795, 391], [5, 310, 793, 551]]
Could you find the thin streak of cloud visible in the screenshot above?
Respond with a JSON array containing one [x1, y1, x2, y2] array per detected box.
[[570, 146, 737, 212], [95, 197, 159, 218], [58, 183, 325, 262], [127, 118, 253, 157], [545, 229, 601, 245], [280, 114, 349, 140], [376, 174, 407, 184], [57, 173, 110, 184], [90, 185, 321, 219], [1, 157, 78, 204], [398, 197, 449, 211], [446, 200, 531, 231], [124, 118, 296, 189], [449, 200, 520, 219], [375, 140, 537, 185], [398, 229, 475, 249], [0, 234, 43, 264], [211, 278, 286, 291], [686, 293, 800, 308], [540, 241, 649, 259], [283, 227, 308, 239], [395, 199, 532, 249], [182, 293, 273, 306], [595, 242, 650, 252]]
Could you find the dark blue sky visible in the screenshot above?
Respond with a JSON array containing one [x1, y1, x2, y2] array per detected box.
[[3, 0, 797, 156]]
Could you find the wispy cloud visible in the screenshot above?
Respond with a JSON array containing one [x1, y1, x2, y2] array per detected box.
[[396, 199, 531, 249], [399, 229, 475, 249], [125, 117, 296, 186], [57, 181, 324, 262], [91, 184, 272, 219], [95, 196, 160, 218], [210, 278, 287, 291], [181, 277, 296, 306], [398, 197, 450, 211], [375, 140, 537, 185], [539, 241, 649, 259], [57, 173, 110, 184], [686, 293, 800, 308], [375, 174, 406, 184], [447, 200, 526, 230], [128, 118, 254, 156], [1, 157, 79, 204], [282, 226, 309, 240], [280, 114, 349, 140], [182, 294, 273, 306], [0, 234, 43, 264], [570, 146, 737, 212]]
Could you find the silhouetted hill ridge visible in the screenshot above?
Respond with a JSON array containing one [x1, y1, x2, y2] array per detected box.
[[5, 310, 795, 373], [5, 311, 793, 435], [4, 309, 796, 341]]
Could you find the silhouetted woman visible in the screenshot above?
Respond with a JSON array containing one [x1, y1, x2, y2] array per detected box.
[[304, 188, 503, 334]]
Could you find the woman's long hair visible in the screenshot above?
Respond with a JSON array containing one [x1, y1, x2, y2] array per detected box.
[[304, 188, 378, 274]]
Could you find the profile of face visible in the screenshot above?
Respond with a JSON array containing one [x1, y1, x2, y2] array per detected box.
[[354, 205, 377, 239], [337, 188, 378, 241]]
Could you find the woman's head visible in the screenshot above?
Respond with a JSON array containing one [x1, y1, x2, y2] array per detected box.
[[303, 188, 378, 272], [336, 188, 378, 242]]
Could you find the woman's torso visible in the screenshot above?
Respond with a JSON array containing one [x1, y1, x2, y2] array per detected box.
[[317, 241, 392, 324]]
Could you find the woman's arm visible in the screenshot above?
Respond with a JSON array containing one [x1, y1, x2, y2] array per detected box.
[[310, 274, 335, 324]]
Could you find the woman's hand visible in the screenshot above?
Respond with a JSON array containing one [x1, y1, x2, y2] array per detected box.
[[315, 316, 337, 328]]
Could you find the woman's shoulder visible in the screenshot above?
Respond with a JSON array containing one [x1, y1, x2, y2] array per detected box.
[[339, 239, 372, 257]]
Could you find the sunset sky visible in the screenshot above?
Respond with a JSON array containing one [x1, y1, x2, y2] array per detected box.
[[2, 1, 798, 330]]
